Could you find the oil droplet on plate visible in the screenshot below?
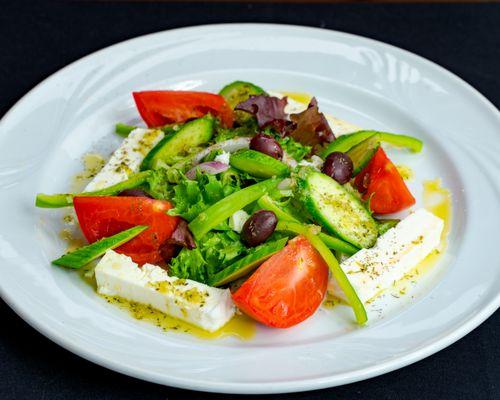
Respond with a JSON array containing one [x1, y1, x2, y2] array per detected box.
[[59, 228, 86, 253], [103, 295, 256, 340], [70, 153, 106, 192], [396, 164, 414, 181], [390, 178, 452, 296], [423, 178, 452, 249], [280, 91, 312, 105]]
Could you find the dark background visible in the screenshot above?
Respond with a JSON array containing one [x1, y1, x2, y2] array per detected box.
[[1, 1, 499, 399]]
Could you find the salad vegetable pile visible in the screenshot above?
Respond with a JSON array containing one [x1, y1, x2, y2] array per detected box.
[[36, 81, 444, 333]]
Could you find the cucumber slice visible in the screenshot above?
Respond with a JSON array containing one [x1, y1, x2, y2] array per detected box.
[[299, 170, 378, 248], [230, 150, 289, 178], [219, 81, 267, 124], [322, 131, 375, 156], [208, 238, 288, 287], [219, 81, 267, 108], [322, 130, 423, 158], [52, 226, 148, 269], [256, 194, 359, 255], [346, 135, 381, 176], [141, 116, 214, 170]]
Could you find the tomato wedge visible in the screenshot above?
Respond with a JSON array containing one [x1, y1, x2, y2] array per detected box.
[[73, 196, 180, 265], [354, 147, 415, 214], [232, 236, 329, 328], [133, 91, 234, 128]]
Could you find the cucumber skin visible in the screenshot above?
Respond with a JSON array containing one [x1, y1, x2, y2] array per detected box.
[[299, 171, 378, 249], [230, 150, 289, 178], [208, 238, 288, 287], [322, 131, 376, 156], [257, 194, 359, 255], [347, 136, 381, 176], [140, 116, 214, 170], [219, 81, 267, 125], [219, 81, 267, 108]]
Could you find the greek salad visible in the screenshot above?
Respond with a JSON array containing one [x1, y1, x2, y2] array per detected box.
[[36, 81, 445, 333]]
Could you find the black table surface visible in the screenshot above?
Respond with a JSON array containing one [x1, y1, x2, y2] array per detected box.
[[1, 2, 499, 399]]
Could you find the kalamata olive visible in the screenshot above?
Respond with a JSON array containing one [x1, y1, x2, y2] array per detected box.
[[322, 152, 353, 184], [240, 210, 278, 247], [117, 189, 153, 198], [250, 134, 283, 160]]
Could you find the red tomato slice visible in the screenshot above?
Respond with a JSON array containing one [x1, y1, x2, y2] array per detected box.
[[132, 91, 234, 128], [73, 196, 180, 265], [232, 236, 329, 328], [354, 148, 415, 214]]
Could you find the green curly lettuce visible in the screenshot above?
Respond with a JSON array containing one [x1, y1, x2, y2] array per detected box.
[[169, 230, 290, 284], [169, 230, 246, 283], [167, 169, 242, 222], [277, 136, 311, 161]]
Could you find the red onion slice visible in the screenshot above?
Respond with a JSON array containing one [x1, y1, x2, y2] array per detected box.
[[186, 161, 229, 180], [192, 137, 251, 165]]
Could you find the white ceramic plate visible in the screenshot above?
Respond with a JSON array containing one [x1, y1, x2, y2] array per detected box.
[[1, 24, 499, 394]]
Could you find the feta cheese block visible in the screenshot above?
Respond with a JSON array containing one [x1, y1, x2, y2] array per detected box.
[[324, 115, 361, 137], [85, 128, 164, 191], [328, 208, 444, 303], [95, 250, 236, 332]]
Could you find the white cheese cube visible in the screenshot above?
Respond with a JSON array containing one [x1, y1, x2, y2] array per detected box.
[[214, 151, 231, 165], [329, 208, 444, 303], [95, 250, 235, 332], [85, 128, 164, 191], [229, 210, 250, 233]]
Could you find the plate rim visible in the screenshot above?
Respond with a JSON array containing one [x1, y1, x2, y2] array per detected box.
[[1, 23, 499, 394]]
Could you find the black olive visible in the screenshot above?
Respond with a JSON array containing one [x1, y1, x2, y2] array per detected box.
[[322, 152, 353, 184], [250, 134, 283, 160], [240, 210, 278, 247], [117, 189, 153, 198]]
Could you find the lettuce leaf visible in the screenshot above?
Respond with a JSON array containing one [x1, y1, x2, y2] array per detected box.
[[169, 230, 290, 284], [167, 170, 242, 222], [214, 118, 258, 142], [169, 230, 246, 282], [289, 98, 335, 152], [235, 95, 288, 130], [277, 136, 311, 161], [144, 167, 183, 200]]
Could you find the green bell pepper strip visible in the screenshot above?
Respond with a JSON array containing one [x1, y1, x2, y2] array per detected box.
[[256, 195, 359, 256], [376, 218, 399, 235], [52, 225, 148, 269], [188, 178, 280, 240], [322, 130, 423, 158], [275, 220, 367, 325], [35, 171, 153, 208], [115, 123, 137, 137], [318, 233, 359, 256]]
